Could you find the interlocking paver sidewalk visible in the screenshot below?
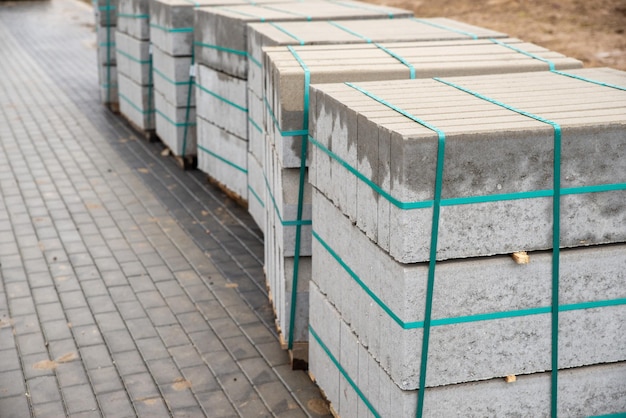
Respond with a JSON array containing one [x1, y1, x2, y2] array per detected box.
[[0, 1, 331, 416]]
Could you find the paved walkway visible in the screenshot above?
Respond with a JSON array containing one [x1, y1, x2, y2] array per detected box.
[[0, 0, 331, 416]]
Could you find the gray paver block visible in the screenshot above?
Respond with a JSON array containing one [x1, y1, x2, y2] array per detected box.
[[194, 1, 413, 78], [310, 280, 626, 417], [310, 67, 626, 262], [246, 17, 507, 98], [247, 152, 265, 233], [196, 115, 247, 200], [152, 45, 195, 107], [267, 38, 583, 169], [154, 89, 197, 157], [196, 64, 247, 139], [115, 32, 151, 85], [117, 0, 150, 40], [313, 187, 626, 389]]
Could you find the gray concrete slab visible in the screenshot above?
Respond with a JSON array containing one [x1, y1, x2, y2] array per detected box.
[[117, 0, 150, 40], [310, 281, 626, 418], [310, 68, 626, 263]]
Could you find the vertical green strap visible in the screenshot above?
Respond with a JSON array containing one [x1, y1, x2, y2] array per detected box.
[[434, 77, 562, 418], [105, 0, 112, 104], [148, 43, 155, 127], [181, 47, 195, 156], [343, 82, 446, 418], [286, 45, 310, 350]]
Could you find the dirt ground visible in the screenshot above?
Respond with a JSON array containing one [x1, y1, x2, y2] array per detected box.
[[363, 0, 626, 71]]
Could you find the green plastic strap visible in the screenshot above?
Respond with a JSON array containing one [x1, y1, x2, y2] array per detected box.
[[117, 13, 148, 19], [324, 0, 394, 18], [149, 23, 194, 33], [312, 229, 626, 329], [435, 76, 562, 418], [153, 68, 191, 86], [195, 82, 248, 113], [489, 38, 556, 70], [155, 109, 196, 127], [552, 70, 626, 91], [105, 0, 112, 104], [344, 81, 445, 418], [181, 48, 195, 157], [193, 41, 248, 57], [248, 116, 262, 134], [98, 5, 115, 11], [308, 135, 626, 209], [264, 96, 308, 137], [181, 0, 199, 6], [373, 43, 415, 79], [261, 4, 312, 20], [309, 326, 381, 417], [263, 173, 312, 227], [198, 145, 247, 174], [100, 83, 118, 89], [269, 22, 305, 45], [589, 413, 626, 418], [119, 93, 155, 115], [410, 17, 479, 39], [287, 44, 310, 350], [148, 44, 155, 127], [247, 185, 265, 208], [327, 20, 372, 43], [217, 6, 266, 21], [116, 49, 150, 65]]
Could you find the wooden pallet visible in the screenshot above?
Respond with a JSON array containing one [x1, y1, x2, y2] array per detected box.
[[159, 146, 196, 170], [206, 175, 248, 209]]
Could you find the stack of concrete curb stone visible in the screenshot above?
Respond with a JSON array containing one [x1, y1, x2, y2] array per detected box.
[[116, 0, 154, 134], [192, 0, 413, 227], [246, 16, 506, 239], [94, 0, 119, 110], [308, 67, 626, 417], [262, 36, 583, 362]]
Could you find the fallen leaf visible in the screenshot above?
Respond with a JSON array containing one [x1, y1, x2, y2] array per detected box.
[[56, 352, 78, 363], [172, 378, 192, 391], [225, 283, 239, 289], [33, 360, 58, 370], [137, 168, 150, 174], [161, 148, 171, 157]]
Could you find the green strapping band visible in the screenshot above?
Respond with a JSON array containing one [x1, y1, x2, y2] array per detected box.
[[312, 229, 626, 330], [153, 68, 191, 86], [248, 116, 262, 134], [181, 47, 195, 157], [589, 413, 626, 418], [327, 20, 372, 43], [118, 13, 148, 19], [265, 96, 308, 137], [489, 38, 556, 70], [195, 82, 248, 113], [373, 43, 415, 79], [410, 17, 479, 40], [105, 0, 112, 104], [344, 81, 446, 418], [248, 185, 265, 208], [119, 93, 155, 115], [217, 6, 266, 21], [193, 41, 248, 57], [148, 44, 155, 128], [309, 326, 381, 417], [269, 22, 305, 45], [261, 4, 312, 21], [198, 145, 247, 174], [287, 44, 310, 350], [155, 109, 196, 127], [263, 173, 312, 227], [308, 135, 626, 208], [324, 0, 394, 18], [116, 49, 150, 65], [435, 76, 562, 418], [149, 23, 193, 33], [552, 70, 626, 91], [98, 4, 115, 11]]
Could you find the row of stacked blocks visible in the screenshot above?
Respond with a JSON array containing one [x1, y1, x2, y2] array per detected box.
[[94, 0, 119, 110], [101, 0, 626, 415]]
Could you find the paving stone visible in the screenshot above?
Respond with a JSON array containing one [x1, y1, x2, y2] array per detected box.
[[113, 350, 148, 376], [73, 324, 105, 347], [27, 375, 62, 405], [0, 369, 27, 398], [196, 391, 238, 418], [157, 324, 190, 348], [147, 358, 183, 386], [97, 390, 135, 417], [133, 397, 170, 416], [41, 319, 73, 342], [55, 361, 90, 388], [80, 345, 114, 370], [62, 384, 99, 414], [125, 372, 161, 401], [89, 366, 125, 395], [31, 400, 66, 418]]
